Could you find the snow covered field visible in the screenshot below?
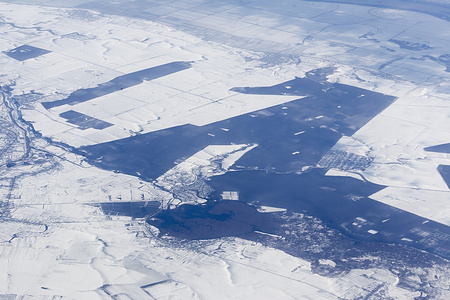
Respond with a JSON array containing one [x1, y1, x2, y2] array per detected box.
[[0, 0, 450, 299]]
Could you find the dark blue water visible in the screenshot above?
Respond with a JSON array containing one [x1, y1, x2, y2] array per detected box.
[[42, 61, 192, 109], [60, 110, 112, 130], [4, 45, 51, 61]]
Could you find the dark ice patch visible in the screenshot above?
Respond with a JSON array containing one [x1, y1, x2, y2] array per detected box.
[[4, 45, 51, 61], [98, 201, 160, 218], [437, 54, 450, 72], [389, 39, 432, 51], [423, 54, 450, 72], [437, 165, 450, 189], [42, 61, 192, 109], [60, 110, 113, 130], [424, 143, 450, 154]]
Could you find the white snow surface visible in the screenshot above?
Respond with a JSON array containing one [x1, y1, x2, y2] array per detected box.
[[0, 0, 449, 299]]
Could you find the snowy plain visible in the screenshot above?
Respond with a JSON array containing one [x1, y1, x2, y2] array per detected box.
[[0, 0, 449, 299]]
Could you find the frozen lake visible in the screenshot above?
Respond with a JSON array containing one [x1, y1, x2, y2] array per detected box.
[[76, 68, 395, 180], [72, 68, 450, 259], [4, 44, 50, 61]]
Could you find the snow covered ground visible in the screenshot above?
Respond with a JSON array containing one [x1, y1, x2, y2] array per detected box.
[[0, 0, 450, 299]]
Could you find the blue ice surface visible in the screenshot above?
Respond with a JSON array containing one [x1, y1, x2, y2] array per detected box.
[[438, 54, 450, 72], [311, 11, 369, 25], [424, 144, 450, 187], [148, 200, 277, 240], [437, 165, 450, 189], [149, 197, 449, 275], [42, 61, 192, 109], [301, 0, 450, 22], [77, 0, 160, 19], [425, 143, 450, 154], [59, 110, 112, 130], [4, 45, 51, 61]]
